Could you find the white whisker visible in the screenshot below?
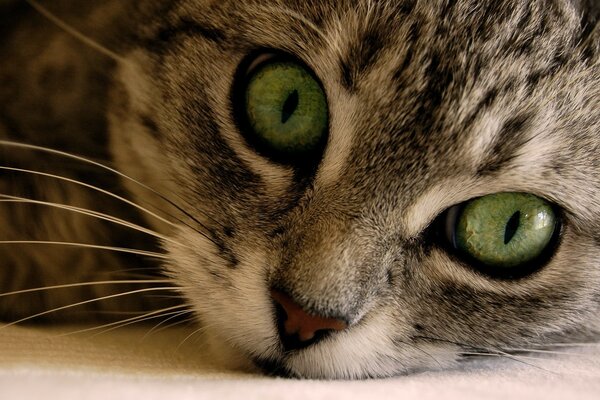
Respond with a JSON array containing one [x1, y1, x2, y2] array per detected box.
[[0, 279, 172, 298], [93, 310, 162, 316], [144, 294, 188, 300], [111, 272, 168, 281], [57, 305, 189, 337], [142, 310, 193, 339], [0, 141, 221, 239], [0, 166, 178, 229], [176, 325, 211, 350], [0, 195, 191, 249], [144, 316, 195, 338], [91, 309, 191, 338], [462, 351, 556, 373], [24, 0, 130, 64], [416, 335, 558, 373], [0, 241, 169, 259], [0, 286, 186, 328], [502, 347, 594, 358]]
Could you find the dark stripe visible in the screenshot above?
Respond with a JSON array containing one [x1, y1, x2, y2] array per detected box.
[[223, 226, 235, 238], [580, 26, 599, 62], [340, 61, 354, 91], [528, 53, 568, 85], [145, 18, 226, 53], [504, 4, 535, 56], [578, 0, 600, 62], [210, 232, 239, 269], [140, 114, 161, 138], [412, 52, 454, 134], [462, 87, 499, 129], [516, 3, 533, 31], [392, 22, 420, 84], [339, 19, 391, 91], [398, 0, 417, 15], [440, 0, 458, 17], [477, 113, 532, 176]]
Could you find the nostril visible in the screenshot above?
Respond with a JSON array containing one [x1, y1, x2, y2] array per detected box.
[[271, 290, 348, 351]]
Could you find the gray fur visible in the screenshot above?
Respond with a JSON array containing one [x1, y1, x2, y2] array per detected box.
[[0, 0, 599, 379]]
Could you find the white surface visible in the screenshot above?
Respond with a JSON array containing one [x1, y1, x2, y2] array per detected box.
[[0, 324, 599, 399]]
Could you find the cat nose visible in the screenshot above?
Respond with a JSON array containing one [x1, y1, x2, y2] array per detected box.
[[271, 290, 348, 351]]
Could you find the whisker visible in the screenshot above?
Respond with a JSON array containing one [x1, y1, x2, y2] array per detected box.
[[413, 344, 443, 369], [0, 286, 186, 328], [57, 305, 189, 337], [92, 310, 164, 316], [0, 141, 222, 240], [0, 166, 178, 230], [144, 294, 188, 300], [461, 351, 550, 361], [110, 272, 168, 281], [91, 309, 192, 338], [501, 347, 594, 358], [111, 267, 159, 273], [0, 279, 172, 298], [541, 342, 600, 347], [142, 310, 194, 339], [144, 315, 195, 338], [0, 195, 191, 249], [176, 325, 211, 350], [108, 267, 165, 279], [0, 240, 169, 259], [414, 335, 556, 373], [24, 0, 130, 64], [462, 351, 507, 357], [461, 351, 556, 373]]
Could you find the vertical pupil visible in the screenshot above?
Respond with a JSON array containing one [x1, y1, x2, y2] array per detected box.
[[504, 211, 521, 245], [281, 89, 299, 124]]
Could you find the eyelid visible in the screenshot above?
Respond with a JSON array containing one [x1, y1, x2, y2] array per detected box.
[[444, 204, 462, 249], [245, 53, 278, 76]]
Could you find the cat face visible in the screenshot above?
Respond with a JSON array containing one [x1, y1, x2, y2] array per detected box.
[[108, 0, 600, 378]]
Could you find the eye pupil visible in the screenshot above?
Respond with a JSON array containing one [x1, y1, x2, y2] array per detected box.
[[504, 211, 521, 245], [281, 89, 299, 124]]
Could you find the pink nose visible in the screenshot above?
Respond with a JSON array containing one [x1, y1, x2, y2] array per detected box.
[[271, 290, 347, 350]]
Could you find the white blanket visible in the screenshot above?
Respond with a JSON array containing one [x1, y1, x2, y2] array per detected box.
[[1, 324, 599, 399]]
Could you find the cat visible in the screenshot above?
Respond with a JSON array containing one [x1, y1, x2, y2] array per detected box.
[[0, 0, 599, 379]]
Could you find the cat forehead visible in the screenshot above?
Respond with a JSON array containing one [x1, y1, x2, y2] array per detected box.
[[147, 0, 598, 222], [164, 0, 584, 61]]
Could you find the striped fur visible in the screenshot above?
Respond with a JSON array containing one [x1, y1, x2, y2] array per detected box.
[[0, 0, 599, 379]]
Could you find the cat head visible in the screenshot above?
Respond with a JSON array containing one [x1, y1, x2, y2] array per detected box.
[[107, 0, 600, 378]]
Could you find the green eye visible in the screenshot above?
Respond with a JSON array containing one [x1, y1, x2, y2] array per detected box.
[[446, 193, 559, 275], [235, 54, 328, 161]]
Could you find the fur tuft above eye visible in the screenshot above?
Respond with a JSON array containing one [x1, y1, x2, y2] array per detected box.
[[232, 51, 329, 167], [438, 192, 562, 279]]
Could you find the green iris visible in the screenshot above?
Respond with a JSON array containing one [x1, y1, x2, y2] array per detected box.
[[244, 60, 328, 155], [454, 193, 557, 269]]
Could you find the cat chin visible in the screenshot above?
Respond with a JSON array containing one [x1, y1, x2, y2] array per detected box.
[[280, 334, 459, 380], [205, 320, 460, 380]]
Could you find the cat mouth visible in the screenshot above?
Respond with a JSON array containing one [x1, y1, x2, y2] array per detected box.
[[247, 298, 348, 379]]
